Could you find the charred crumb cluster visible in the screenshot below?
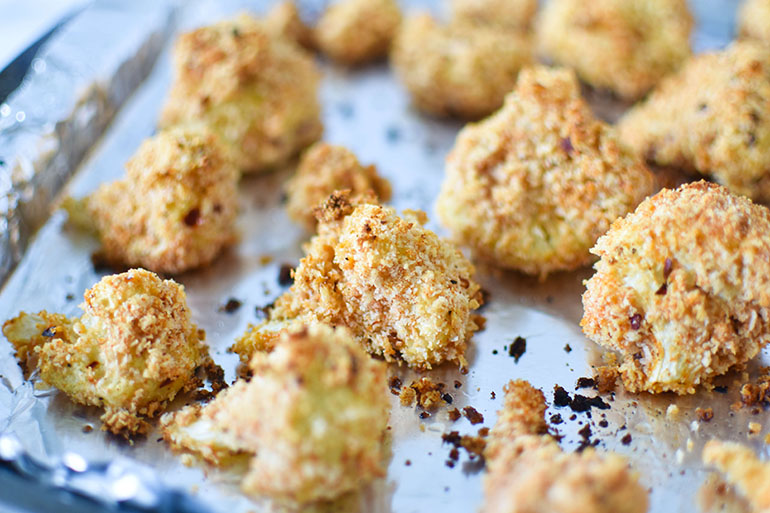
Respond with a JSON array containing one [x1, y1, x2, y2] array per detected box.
[[733, 370, 770, 413], [442, 428, 489, 469], [397, 377, 455, 416]]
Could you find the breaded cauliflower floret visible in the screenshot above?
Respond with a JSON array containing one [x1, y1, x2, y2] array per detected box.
[[162, 324, 388, 504], [482, 380, 648, 513], [436, 66, 655, 277], [738, 0, 770, 46], [286, 143, 392, 231], [391, 13, 533, 119], [451, 0, 537, 31], [581, 182, 770, 394], [70, 126, 238, 275], [159, 14, 322, 173], [618, 42, 770, 201], [536, 0, 692, 100], [703, 441, 770, 513], [3, 269, 212, 436], [314, 0, 401, 65], [233, 191, 483, 369], [262, 1, 313, 49]]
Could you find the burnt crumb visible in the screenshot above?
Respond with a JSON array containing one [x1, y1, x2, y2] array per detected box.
[[578, 424, 591, 439], [576, 424, 599, 452], [65, 293, 75, 301], [278, 264, 294, 286], [442, 393, 454, 404], [419, 411, 431, 419], [445, 460, 455, 468], [655, 283, 667, 295], [463, 406, 484, 425], [443, 431, 462, 446], [621, 433, 632, 445], [448, 408, 461, 422], [0, 159, 5, 167], [492, 349, 498, 355], [598, 419, 609, 428], [254, 301, 274, 321], [713, 385, 728, 394], [508, 336, 526, 362], [696, 407, 714, 422], [576, 377, 595, 389], [82, 424, 94, 433], [183, 208, 202, 227], [560, 137, 574, 154], [386, 126, 401, 143], [564, 344, 572, 353], [389, 376, 403, 396], [405, 459, 411, 466], [449, 448, 460, 461], [478, 427, 489, 437], [629, 313, 642, 330], [454, 380, 462, 389], [401, 378, 451, 411], [553, 385, 571, 407], [550, 413, 563, 425], [441, 430, 488, 464], [490, 391, 496, 400], [570, 414, 577, 421], [41, 327, 57, 337], [697, 102, 708, 112], [218, 298, 242, 313]]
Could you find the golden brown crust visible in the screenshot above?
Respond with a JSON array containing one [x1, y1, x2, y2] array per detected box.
[[618, 42, 770, 201], [286, 143, 392, 231], [262, 1, 313, 49], [738, 0, 770, 47], [163, 324, 388, 504], [314, 0, 401, 65], [703, 440, 770, 512], [436, 66, 655, 277], [482, 379, 648, 513], [77, 125, 238, 275], [582, 182, 770, 394], [234, 191, 482, 369], [451, 0, 537, 31], [3, 269, 212, 436], [536, 0, 692, 100], [391, 13, 533, 119], [159, 14, 322, 173]]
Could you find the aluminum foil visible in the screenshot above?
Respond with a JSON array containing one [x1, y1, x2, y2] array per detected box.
[[0, 1, 764, 512]]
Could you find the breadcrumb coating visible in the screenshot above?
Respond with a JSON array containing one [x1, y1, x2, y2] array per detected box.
[[314, 0, 401, 65], [71, 125, 238, 275], [262, 1, 313, 49], [703, 440, 770, 512], [582, 182, 770, 394], [482, 379, 648, 513], [159, 13, 322, 173], [286, 143, 392, 231], [162, 324, 388, 504], [738, 0, 770, 47], [391, 13, 533, 119], [451, 0, 537, 31], [3, 269, 211, 436], [536, 0, 692, 100], [436, 66, 655, 277], [618, 42, 770, 201], [234, 191, 483, 369]]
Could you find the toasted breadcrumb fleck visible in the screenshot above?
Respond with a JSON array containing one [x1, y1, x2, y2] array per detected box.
[[234, 191, 483, 370], [537, 0, 692, 100], [749, 422, 762, 436], [437, 66, 654, 277], [594, 365, 619, 394], [703, 440, 770, 512], [3, 269, 213, 436], [68, 126, 238, 275], [159, 13, 322, 173], [286, 143, 391, 231], [451, 0, 537, 31], [391, 13, 533, 119], [162, 324, 388, 504], [400, 377, 444, 411], [738, 0, 770, 47], [482, 379, 648, 513], [582, 182, 770, 394], [314, 0, 401, 65], [618, 42, 770, 201]]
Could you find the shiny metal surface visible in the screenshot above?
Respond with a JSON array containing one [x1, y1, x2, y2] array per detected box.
[[0, 1, 762, 512]]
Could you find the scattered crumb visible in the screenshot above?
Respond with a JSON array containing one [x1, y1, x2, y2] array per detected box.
[[749, 422, 762, 436], [508, 336, 526, 362], [696, 407, 715, 423], [400, 377, 448, 411], [621, 433, 632, 445], [564, 344, 572, 353], [448, 408, 461, 422], [219, 298, 242, 313], [593, 365, 619, 394], [463, 406, 485, 425]]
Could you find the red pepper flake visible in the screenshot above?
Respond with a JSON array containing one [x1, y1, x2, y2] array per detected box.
[[629, 314, 642, 330], [463, 406, 484, 425]]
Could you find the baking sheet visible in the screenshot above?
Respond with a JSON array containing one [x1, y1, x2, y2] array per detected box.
[[0, 1, 763, 512]]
